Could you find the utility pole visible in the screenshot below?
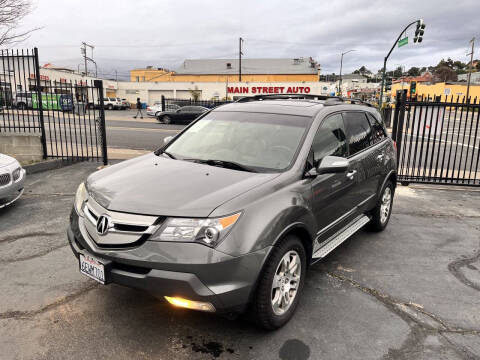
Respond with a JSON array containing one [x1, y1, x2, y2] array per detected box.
[[115, 70, 118, 82], [466, 37, 475, 103], [239, 37, 243, 82], [81, 42, 95, 76], [338, 49, 355, 96]]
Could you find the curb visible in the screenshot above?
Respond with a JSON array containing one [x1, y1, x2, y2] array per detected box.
[[23, 159, 79, 175]]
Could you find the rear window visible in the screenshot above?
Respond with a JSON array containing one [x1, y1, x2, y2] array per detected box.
[[343, 112, 372, 156], [366, 113, 386, 144]]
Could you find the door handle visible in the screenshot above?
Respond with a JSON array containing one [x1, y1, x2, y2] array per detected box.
[[346, 170, 357, 180], [376, 154, 385, 162]]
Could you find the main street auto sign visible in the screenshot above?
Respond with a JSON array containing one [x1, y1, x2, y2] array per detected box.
[[227, 86, 311, 94]]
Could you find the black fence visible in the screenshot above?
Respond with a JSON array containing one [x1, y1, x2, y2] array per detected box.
[[161, 96, 231, 111], [392, 91, 480, 186], [0, 48, 107, 164]]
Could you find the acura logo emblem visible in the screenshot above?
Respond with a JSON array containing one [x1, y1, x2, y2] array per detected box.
[[96, 215, 110, 236]]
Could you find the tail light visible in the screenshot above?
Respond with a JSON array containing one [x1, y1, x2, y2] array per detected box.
[[393, 141, 397, 150], [147, 107, 151, 111]]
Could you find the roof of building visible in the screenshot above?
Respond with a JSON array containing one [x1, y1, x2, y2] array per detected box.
[[175, 58, 319, 75], [340, 74, 367, 80], [393, 73, 433, 84]]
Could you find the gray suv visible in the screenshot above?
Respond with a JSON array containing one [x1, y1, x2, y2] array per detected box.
[[68, 95, 396, 330]]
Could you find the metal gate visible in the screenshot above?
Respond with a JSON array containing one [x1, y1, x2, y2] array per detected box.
[[0, 48, 107, 164], [392, 91, 480, 186]]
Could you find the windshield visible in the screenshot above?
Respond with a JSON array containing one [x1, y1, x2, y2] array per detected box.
[[164, 111, 311, 172]]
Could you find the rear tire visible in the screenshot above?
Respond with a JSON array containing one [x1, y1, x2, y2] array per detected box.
[[252, 235, 306, 330], [367, 180, 394, 232], [107, 104, 113, 110]]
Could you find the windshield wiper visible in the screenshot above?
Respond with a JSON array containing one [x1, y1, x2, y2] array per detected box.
[[155, 150, 176, 159], [185, 159, 257, 172]]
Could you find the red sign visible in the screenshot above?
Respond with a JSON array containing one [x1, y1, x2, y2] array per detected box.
[[29, 73, 50, 81], [227, 86, 311, 94], [60, 78, 67, 83]]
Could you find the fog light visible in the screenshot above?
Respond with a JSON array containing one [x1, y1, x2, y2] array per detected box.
[[164, 296, 216, 312]]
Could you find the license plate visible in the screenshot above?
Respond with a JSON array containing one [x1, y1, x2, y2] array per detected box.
[[79, 254, 105, 284]]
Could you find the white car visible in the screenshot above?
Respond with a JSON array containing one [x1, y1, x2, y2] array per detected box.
[[103, 97, 123, 110], [0, 154, 26, 208], [146, 102, 180, 117]]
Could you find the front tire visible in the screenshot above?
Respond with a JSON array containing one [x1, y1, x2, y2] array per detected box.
[[368, 180, 394, 232], [252, 235, 306, 330], [107, 104, 113, 110], [162, 115, 172, 124]]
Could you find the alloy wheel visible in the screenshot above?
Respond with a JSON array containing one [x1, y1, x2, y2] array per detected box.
[[271, 250, 302, 316], [380, 187, 392, 224]]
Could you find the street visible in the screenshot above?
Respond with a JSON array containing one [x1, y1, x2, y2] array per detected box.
[[1, 162, 479, 359], [103, 110, 184, 151]]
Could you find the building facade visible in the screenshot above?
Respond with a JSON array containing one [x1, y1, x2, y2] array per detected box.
[[130, 57, 320, 83]]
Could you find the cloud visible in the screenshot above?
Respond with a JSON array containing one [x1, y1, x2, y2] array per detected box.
[[18, 0, 479, 79]]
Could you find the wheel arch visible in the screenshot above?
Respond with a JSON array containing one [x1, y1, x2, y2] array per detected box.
[[271, 222, 314, 265]]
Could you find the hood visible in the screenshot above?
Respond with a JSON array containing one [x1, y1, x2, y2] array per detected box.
[[0, 154, 18, 167], [86, 153, 279, 217]]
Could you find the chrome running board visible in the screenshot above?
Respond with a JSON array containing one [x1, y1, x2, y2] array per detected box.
[[312, 215, 370, 259]]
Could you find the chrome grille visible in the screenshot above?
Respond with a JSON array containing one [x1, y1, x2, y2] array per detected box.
[[80, 197, 160, 248], [0, 173, 11, 186], [12, 168, 21, 181]]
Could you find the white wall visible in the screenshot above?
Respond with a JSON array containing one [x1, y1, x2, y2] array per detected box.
[[116, 81, 338, 105]]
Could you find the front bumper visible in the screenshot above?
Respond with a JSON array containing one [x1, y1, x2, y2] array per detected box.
[[0, 167, 25, 208], [68, 209, 270, 313]]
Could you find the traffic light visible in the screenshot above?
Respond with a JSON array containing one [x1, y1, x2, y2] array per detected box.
[[385, 77, 392, 91], [414, 19, 425, 43], [410, 81, 417, 94]]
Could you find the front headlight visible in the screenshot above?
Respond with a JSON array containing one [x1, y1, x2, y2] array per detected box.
[[74, 182, 88, 216], [149, 212, 241, 248]]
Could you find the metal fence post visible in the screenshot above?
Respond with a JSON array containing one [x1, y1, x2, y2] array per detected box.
[[34, 47, 48, 159], [94, 80, 108, 165], [394, 90, 407, 164], [161, 95, 165, 112]]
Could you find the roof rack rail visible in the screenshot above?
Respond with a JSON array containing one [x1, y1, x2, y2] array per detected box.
[[236, 94, 375, 107], [235, 94, 342, 102]]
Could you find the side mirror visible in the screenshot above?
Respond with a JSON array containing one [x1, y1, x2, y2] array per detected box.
[[316, 155, 349, 175], [163, 136, 173, 144]]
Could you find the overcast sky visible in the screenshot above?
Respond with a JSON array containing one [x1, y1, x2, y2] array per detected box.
[[17, 0, 479, 80]]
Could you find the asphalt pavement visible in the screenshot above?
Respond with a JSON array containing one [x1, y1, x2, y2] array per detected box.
[[1, 161, 479, 359]]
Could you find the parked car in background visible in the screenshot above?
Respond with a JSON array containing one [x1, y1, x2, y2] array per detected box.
[[69, 95, 396, 330], [146, 101, 163, 116], [120, 99, 131, 109], [103, 97, 123, 110], [13, 92, 33, 109], [147, 102, 181, 117], [156, 105, 209, 124], [0, 154, 26, 208]]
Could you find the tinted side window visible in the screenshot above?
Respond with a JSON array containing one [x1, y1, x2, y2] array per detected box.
[[366, 113, 386, 144], [344, 112, 372, 155], [311, 113, 348, 166]]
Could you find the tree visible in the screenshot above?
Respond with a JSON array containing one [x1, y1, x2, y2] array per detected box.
[[188, 86, 201, 101], [434, 66, 457, 83], [392, 66, 403, 78], [353, 66, 372, 77], [0, 0, 37, 45], [407, 67, 420, 77]]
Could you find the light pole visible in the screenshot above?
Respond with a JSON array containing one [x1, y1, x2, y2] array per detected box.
[[379, 19, 425, 108], [338, 49, 355, 96], [466, 37, 475, 103]]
